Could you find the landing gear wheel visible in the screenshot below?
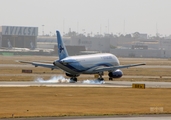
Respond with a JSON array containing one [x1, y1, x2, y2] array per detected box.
[[98, 72, 104, 81], [73, 77, 77, 82], [98, 78, 104, 81], [70, 77, 77, 82]]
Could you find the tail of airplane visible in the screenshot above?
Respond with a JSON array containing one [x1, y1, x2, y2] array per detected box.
[[56, 30, 69, 60]]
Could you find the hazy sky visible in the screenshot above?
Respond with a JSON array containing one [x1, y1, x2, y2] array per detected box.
[[0, 0, 171, 36]]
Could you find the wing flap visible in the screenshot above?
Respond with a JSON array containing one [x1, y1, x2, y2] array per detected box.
[[91, 63, 146, 73], [19, 61, 58, 70]]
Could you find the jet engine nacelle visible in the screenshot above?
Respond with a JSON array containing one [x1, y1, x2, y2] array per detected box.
[[65, 73, 79, 77], [108, 69, 123, 78]]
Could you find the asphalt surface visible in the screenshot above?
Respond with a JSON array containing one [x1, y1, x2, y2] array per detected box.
[[1, 73, 171, 79], [0, 80, 171, 88]]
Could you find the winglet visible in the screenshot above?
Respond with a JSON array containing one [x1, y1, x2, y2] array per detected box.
[[56, 30, 69, 60]]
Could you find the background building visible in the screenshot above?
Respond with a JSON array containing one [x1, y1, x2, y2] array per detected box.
[[0, 26, 38, 49]]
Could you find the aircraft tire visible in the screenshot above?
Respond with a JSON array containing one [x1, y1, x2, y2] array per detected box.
[[74, 77, 77, 82], [98, 78, 104, 81], [71, 77, 77, 82]]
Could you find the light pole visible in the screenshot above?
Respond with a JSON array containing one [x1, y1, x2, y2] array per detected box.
[[42, 25, 44, 36]]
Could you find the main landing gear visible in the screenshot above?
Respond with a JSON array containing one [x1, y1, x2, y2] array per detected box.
[[97, 72, 104, 81], [70, 77, 77, 82], [65, 73, 79, 83], [97, 72, 113, 81]]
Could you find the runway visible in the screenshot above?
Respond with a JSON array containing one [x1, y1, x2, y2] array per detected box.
[[1, 73, 171, 79], [0, 80, 171, 88]]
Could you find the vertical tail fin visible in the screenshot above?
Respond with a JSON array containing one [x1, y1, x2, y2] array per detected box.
[[56, 30, 69, 60]]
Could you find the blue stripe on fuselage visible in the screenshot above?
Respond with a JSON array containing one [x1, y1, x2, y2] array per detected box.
[[61, 60, 113, 73]]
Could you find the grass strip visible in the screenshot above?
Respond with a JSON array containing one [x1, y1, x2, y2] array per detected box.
[[0, 87, 170, 118]]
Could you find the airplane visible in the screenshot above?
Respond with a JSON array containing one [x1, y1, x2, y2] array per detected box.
[[20, 30, 145, 82]]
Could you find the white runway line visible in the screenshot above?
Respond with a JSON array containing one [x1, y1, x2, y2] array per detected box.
[[0, 82, 129, 87], [0, 85, 129, 87]]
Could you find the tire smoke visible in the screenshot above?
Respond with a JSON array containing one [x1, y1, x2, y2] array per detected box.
[[35, 75, 105, 84], [82, 79, 105, 84], [35, 75, 70, 83]]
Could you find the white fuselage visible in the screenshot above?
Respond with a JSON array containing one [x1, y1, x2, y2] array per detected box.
[[54, 53, 120, 75]]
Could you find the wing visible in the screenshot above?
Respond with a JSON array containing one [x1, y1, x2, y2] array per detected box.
[[19, 61, 59, 70], [87, 63, 145, 73]]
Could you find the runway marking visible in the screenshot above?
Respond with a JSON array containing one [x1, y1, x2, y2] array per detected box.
[[0, 84, 129, 88], [1, 81, 171, 88]]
